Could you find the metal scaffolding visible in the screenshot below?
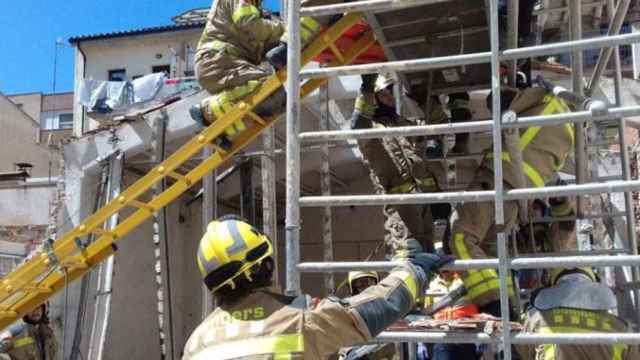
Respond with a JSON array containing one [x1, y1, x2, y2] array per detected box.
[[284, 0, 640, 359]]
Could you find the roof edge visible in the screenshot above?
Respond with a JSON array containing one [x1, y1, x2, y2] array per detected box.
[[69, 22, 205, 44]]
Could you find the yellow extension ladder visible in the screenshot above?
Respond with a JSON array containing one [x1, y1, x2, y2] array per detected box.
[[0, 12, 376, 331]]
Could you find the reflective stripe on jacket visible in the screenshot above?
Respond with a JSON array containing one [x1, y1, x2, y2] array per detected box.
[[517, 308, 639, 360], [197, 0, 283, 64], [486, 88, 574, 189]]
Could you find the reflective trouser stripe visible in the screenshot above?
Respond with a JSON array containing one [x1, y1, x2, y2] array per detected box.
[[198, 39, 242, 57], [208, 80, 261, 136], [551, 200, 573, 217], [539, 327, 627, 360], [392, 270, 418, 299], [191, 334, 304, 360], [389, 177, 436, 194], [232, 4, 260, 24], [14, 337, 34, 348], [454, 233, 514, 301]]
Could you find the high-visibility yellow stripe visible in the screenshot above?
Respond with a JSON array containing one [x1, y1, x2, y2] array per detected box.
[[551, 200, 572, 217], [540, 324, 630, 358], [232, 4, 260, 24], [523, 161, 545, 188], [191, 334, 304, 360], [389, 182, 414, 194], [453, 233, 471, 259], [543, 344, 556, 360], [14, 337, 34, 348], [613, 344, 627, 360], [301, 16, 321, 35], [564, 123, 575, 146], [518, 126, 542, 150], [393, 270, 418, 299], [355, 97, 376, 116], [488, 153, 545, 187], [466, 279, 514, 300]]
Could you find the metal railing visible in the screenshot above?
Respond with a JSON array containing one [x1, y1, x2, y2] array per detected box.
[[284, 0, 640, 359]]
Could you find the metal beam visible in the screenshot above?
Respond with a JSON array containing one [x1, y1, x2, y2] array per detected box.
[[300, 31, 640, 79]]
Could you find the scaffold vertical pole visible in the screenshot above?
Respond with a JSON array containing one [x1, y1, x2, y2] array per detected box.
[[570, 0, 587, 218], [285, 0, 302, 296], [489, 0, 511, 358], [609, 0, 640, 327]]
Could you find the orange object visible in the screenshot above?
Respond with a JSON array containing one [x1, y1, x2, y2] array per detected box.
[[315, 21, 386, 65], [434, 303, 479, 321]]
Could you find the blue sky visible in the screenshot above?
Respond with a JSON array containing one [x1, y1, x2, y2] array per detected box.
[[0, 0, 279, 95]]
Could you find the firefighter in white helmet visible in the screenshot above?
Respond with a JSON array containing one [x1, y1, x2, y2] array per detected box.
[[183, 215, 451, 359]]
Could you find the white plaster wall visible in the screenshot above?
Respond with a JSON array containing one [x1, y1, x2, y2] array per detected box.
[[0, 186, 56, 226]]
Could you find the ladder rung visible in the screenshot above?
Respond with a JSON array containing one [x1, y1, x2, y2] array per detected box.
[[157, 166, 193, 185], [119, 197, 154, 212], [91, 228, 115, 238], [63, 259, 89, 270], [208, 143, 229, 156], [23, 285, 53, 294], [0, 311, 18, 318], [246, 111, 267, 126], [327, 41, 345, 64]]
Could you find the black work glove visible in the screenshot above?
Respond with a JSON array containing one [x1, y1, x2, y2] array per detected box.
[[360, 73, 378, 92], [265, 42, 288, 70]]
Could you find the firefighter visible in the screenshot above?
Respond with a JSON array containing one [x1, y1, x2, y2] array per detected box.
[[350, 73, 449, 253], [0, 303, 57, 360], [425, 92, 473, 156], [182, 215, 451, 359], [423, 271, 480, 360], [347, 271, 379, 295], [448, 86, 574, 316], [337, 271, 400, 360], [190, 0, 289, 148], [517, 267, 639, 360]]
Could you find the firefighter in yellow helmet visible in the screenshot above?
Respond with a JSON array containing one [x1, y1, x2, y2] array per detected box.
[[448, 86, 574, 316], [183, 215, 452, 359], [335, 271, 399, 360], [517, 267, 639, 360], [350, 73, 448, 254], [0, 303, 57, 360]]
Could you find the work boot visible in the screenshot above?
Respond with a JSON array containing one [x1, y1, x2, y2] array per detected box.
[[254, 88, 287, 118], [189, 97, 234, 151]]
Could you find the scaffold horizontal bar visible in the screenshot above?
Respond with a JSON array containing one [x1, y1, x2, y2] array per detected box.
[[375, 332, 640, 345], [301, 32, 640, 79], [299, 180, 640, 207], [299, 0, 446, 16], [297, 255, 640, 272], [299, 105, 640, 143]]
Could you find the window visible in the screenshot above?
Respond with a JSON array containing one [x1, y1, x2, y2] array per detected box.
[[40, 111, 73, 130], [59, 113, 73, 129], [152, 65, 171, 77], [108, 68, 127, 81]]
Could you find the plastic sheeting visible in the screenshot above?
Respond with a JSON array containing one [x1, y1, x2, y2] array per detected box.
[[78, 73, 166, 114]]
